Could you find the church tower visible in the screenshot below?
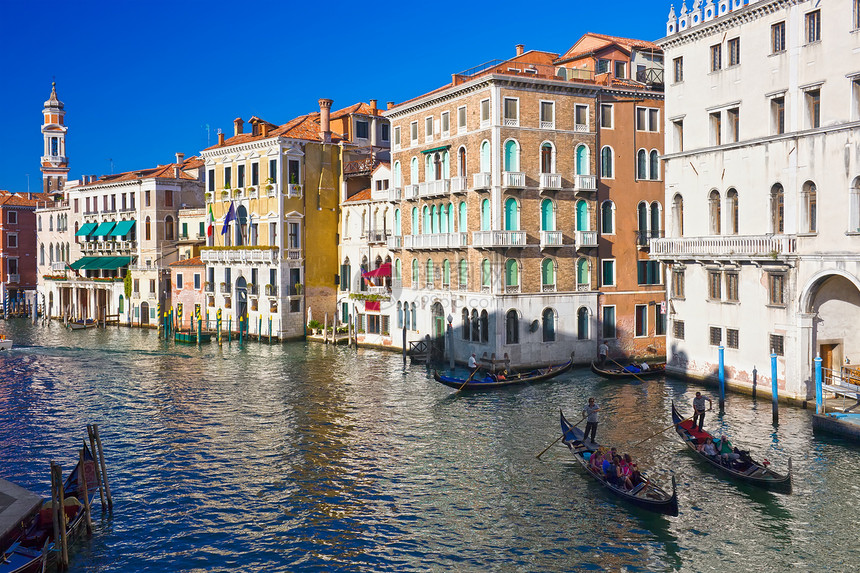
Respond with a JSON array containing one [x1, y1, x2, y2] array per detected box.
[[40, 82, 69, 194]]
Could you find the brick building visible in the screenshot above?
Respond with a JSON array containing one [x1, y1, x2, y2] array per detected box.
[[1, 190, 49, 313]]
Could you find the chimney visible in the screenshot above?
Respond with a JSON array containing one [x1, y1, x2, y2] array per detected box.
[[261, 123, 269, 137], [233, 117, 244, 136], [370, 99, 378, 115], [387, 101, 394, 110], [175, 152, 185, 165], [516, 44, 524, 56], [318, 98, 333, 143], [218, 131, 225, 145]]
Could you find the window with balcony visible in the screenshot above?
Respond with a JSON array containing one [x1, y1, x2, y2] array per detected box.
[[710, 43, 722, 72], [772, 97, 785, 134], [575, 145, 589, 176], [602, 305, 616, 339], [503, 140, 520, 173], [224, 166, 232, 188], [602, 259, 616, 287], [806, 89, 821, 128], [772, 21, 786, 53], [600, 104, 613, 129], [540, 143, 555, 174], [480, 99, 490, 126], [540, 199, 555, 232], [601, 146, 614, 179], [574, 104, 589, 131], [540, 101, 555, 129], [727, 38, 740, 67], [806, 9, 821, 43], [673, 57, 683, 83], [771, 183, 785, 233], [480, 140, 490, 173], [503, 98, 519, 127]]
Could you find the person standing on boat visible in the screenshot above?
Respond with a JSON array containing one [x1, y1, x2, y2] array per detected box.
[[582, 397, 600, 443], [597, 341, 609, 367], [692, 391, 713, 432], [468, 353, 478, 373]]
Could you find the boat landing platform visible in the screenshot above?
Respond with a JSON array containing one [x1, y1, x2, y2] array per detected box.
[[0, 478, 42, 545], [813, 412, 860, 440]]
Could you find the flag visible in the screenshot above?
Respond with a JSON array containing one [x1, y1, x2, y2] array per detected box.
[[207, 205, 215, 237], [221, 202, 236, 235]]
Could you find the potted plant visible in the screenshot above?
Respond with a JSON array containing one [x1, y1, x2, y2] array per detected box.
[[295, 283, 303, 295]]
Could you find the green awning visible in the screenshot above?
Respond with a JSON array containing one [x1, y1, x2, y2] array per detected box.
[[92, 221, 116, 237], [110, 220, 136, 237], [421, 145, 451, 155], [70, 256, 133, 271], [75, 222, 97, 237], [70, 256, 97, 270]]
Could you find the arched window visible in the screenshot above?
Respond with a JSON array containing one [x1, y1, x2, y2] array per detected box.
[[480, 140, 491, 173], [577, 258, 589, 287], [480, 310, 489, 343], [481, 258, 491, 287], [576, 200, 588, 231], [394, 259, 401, 281], [650, 202, 662, 238], [637, 149, 648, 179], [577, 307, 589, 340], [442, 259, 451, 287], [771, 184, 785, 233], [481, 198, 491, 231], [709, 190, 721, 235], [541, 258, 555, 288], [601, 201, 615, 234], [540, 199, 555, 231], [540, 143, 554, 174], [49, 215, 53, 232], [423, 206, 431, 235], [461, 308, 469, 338], [433, 152, 443, 180], [672, 194, 684, 237], [394, 209, 401, 236], [431, 205, 439, 234], [505, 259, 519, 288], [426, 259, 434, 287], [410, 157, 419, 184], [471, 309, 479, 341], [48, 243, 54, 264], [504, 198, 519, 231], [638, 202, 649, 242], [601, 146, 614, 178], [649, 150, 660, 180], [851, 177, 860, 232], [411, 258, 419, 285], [458, 258, 468, 289], [165, 215, 175, 241], [459, 201, 467, 232], [575, 145, 589, 175], [411, 303, 416, 330], [447, 202, 454, 233], [145, 216, 151, 241], [458, 147, 467, 177], [425, 154, 433, 182], [504, 140, 520, 172], [726, 189, 738, 235], [803, 181, 817, 233], [505, 309, 519, 344], [393, 161, 401, 187], [411, 207, 419, 235], [40, 244, 45, 265], [404, 301, 411, 329], [542, 308, 556, 342], [397, 302, 404, 329]]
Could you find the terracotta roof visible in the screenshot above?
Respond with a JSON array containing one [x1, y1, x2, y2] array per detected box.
[[556, 32, 661, 63], [169, 256, 204, 267], [0, 190, 51, 207], [344, 188, 372, 203], [331, 102, 377, 119], [79, 155, 203, 188]]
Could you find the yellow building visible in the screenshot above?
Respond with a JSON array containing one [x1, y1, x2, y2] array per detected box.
[[200, 99, 389, 339]]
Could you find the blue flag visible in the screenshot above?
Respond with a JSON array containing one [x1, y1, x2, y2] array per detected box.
[[221, 202, 236, 235]]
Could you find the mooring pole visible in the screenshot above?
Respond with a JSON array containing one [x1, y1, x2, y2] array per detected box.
[[86, 430, 106, 509], [79, 448, 93, 534], [93, 424, 112, 510], [771, 353, 779, 425], [718, 345, 726, 413], [402, 326, 407, 366], [815, 354, 824, 415], [752, 366, 758, 400]]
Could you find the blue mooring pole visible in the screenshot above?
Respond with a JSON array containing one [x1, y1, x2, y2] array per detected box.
[[771, 353, 779, 425], [718, 345, 726, 413], [815, 355, 824, 415]]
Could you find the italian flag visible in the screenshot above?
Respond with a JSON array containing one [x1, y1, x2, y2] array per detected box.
[[207, 204, 215, 237]]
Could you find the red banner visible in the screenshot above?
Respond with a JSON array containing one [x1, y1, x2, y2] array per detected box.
[[365, 300, 380, 312]]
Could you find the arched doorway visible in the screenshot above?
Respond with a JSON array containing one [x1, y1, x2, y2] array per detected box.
[[803, 272, 860, 378], [236, 276, 248, 333], [431, 301, 445, 360], [140, 301, 150, 326]]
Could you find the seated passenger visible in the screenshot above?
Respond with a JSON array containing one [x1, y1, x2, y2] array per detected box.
[[718, 435, 740, 464], [618, 456, 634, 490], [640, 362, 650, 371], [699, 437, 718, 457], [624, 453, 642, 486]]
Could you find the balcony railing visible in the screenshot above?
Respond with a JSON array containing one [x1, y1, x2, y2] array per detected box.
[[505, 284, 520, 294], [502, 172, 525, 188], [473, 172, 491, 190], [418, 179, 451, 198], [51, 262, 67, 272], [367, 286, 389, 295], [220, 283, 232, 294], [388, 187, 402, 202], [451, 176, 467, 194], [200, 248, 279, 265], [247, 284, 259, 296], [542, 283, 556, 293], [575, 230, 599, 248], [636, 229, 665, 247], [540, 230, 564, 248], [265, 284, 278, 296], [387, 235, 403, 250], [367, 230, 389, 244], [8, 274, 20, 284], [405, 185, 419, 199], [404, 233, 468, 250], [539, 173, 562, 190], [650, 234, 798, 260], [574, 123, 589, 132], [286, 249, 302, 260], [473, 230, 527, 248], [574, 174, 597, 191], [285, 184, 302, 198], [204, 281, 215, 293]]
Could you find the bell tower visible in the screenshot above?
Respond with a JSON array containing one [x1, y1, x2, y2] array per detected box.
[[40, 82, 69, 194]]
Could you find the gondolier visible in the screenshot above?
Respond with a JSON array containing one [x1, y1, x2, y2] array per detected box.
[[597, 341, 609, 367], [692, 391, 713, 432], [582, 397, 600, 443]]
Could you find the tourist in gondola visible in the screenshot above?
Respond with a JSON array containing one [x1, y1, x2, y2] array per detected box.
[[716, 435, 741, 465], [582, 397, 600, 443], [618, 456, 634, 490], [692, 391, 713, 432], [624, 453, 642, 486], [698, 437, 718, 457]]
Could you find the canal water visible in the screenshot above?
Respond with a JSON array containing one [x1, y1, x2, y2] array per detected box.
[[0, 321, 856, 572]]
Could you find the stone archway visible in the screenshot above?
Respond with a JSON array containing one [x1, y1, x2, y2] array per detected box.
[[801, 271, 860, 378]]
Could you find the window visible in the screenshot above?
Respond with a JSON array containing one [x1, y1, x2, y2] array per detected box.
[[356, 120, 369, 139], [636, 107, 659, 132], [771, 184, 785, 233], [600, 104, 613, 129], [425, 116, 434, 140], [803, 181, 817, 233], [709, 190, 721, 235], [269, 159, 277, 183], [381, 123, 389, 142], [770, 334, 785, 356], [574, 105, 588, 130], [208, 169, 215, 192], [601, 147, 613, 178], [674, 320, 685, 340], [708, 270, 722, 300], [637, 149, 647, 179], [601, 201, 614, 234], [710, 43, 722, 72], [727, 108, 739, 143], [250, 162, 259, 187], [656, 304, 667, 336], [602, 260, 615, 287], [149, 278, 156, 293], [673, 194, 684, 236], [635, 305, 648, 337], [540, 101, 555, 129], [672, 268, 685, 298], [8, 211, 17, 224], [710, 326, 722, 346], [772, 97, 785, 134], [577, 307, 589, 340], [637, 261, 661, 285], [457, 106, 467, 132], [224, 166, 232, 188], [410, 121, 418, 143], [772, 21, 786, 53], [480, 99, 490, 126], [505, 310, 519, 344], [176, 273, 184, 289], [673, 119, 684, 152], [806, 10, 821, 43], [726, 272, 739, 302], [856, 0, 860, 30], [597, 59, 610, 74], [727, 38, 740, 66], [710, 112, 722, 146], [602, 306, 616, 339], [542, 308, 556, 343], [768, 273, 786, 306], [441, 111, 450, 135], [649, 150, 659, 180], [193, 273, 201, 290], [7, 233, 17, 248], [673, 57, 683, 83], [727, 189, 739, 235], [502, 98, 518, 126], [807, 89, 821, 128], [236, 165, 245, 188], [614, 61, 626, 79]]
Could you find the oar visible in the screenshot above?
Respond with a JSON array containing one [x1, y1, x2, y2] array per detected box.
[[456, 367, 480, 392], [610, 357, 650, 385], [629, 417, 691, 448], [536, 415, 586, 459]]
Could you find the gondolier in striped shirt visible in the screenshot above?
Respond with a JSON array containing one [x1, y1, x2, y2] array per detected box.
[[582, 397, 600, 443]]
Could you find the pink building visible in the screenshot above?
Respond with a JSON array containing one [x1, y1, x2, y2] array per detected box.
[[169, 256, 206, 330]]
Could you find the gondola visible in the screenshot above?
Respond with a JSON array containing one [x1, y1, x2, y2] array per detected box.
[[559, 410, 678, 516], [590, 361, 666, 380], [433, 360, 572, 390], [174, 331, 212, 344], [670, 402, 792, 493], [68, 319, 96, 330]]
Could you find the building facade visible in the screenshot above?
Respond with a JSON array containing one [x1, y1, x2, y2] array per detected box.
[[40, 83, 69, 194], [654, 0, 860, 398], [1, 191, 48, 313]]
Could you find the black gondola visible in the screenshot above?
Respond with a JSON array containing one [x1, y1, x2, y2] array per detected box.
[[433, 360, 572, 390], [670, 402, 792, 493], [590, 361, 666, 379], [559, 410, 679, 516]]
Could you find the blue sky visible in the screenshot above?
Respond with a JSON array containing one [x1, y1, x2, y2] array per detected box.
[[0, 1, 669, 194]]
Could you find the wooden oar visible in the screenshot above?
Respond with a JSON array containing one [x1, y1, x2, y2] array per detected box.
[[610, 357, 650, 384], [536, 415, 586, 459], [456, 367, 480, 392], [629, 417, 691, 448]]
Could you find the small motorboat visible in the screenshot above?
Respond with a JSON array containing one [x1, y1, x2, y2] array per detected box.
[[0, 335, 11, 350]]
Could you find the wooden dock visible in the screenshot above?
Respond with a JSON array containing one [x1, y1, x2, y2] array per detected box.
[[0, 478, 42, 547]]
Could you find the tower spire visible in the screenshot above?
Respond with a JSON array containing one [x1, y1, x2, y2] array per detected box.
[[40, 81, 69, 194]]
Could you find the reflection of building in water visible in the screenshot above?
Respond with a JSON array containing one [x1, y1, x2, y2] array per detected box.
[[654, 0, 860, 398]]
